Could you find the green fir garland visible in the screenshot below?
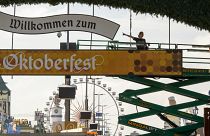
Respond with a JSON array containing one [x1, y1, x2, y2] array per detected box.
[[0, 0, 210, 31]]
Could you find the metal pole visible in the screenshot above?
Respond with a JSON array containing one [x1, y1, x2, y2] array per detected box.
[[129, 9, 132, 47], [169, 17, 171, 49], [64, 76, 70, 122], [101, 106, 107, 135], [102, 105, 104, 135], [97, 94, 103, 130], [98, 94, 100, 114], [67, 2, 70, 50], [90, 7, 95, 125], [90, 4, 95, 50], [104, 114, 107, 135], [65, 2, 71, 122], [85, 76, 88, 111], [98, 94, 100, 129], [93, 79, 96, 123], [11, 4, 16, 79], [89, 84, 119, 136], [85, 76, 88, 128], [12, 4, 16, 50]]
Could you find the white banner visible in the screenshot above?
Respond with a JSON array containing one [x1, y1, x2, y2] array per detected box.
[[0, 11, 120, 39]]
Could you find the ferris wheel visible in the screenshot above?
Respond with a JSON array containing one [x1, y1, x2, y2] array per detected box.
[[68, 76, 122, 136]]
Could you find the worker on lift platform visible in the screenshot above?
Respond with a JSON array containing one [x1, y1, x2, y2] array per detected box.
[[123, 31, 148, 50]]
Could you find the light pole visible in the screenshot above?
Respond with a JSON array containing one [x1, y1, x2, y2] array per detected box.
[[91, 78, 102, 123], [94, 93, 104, 130], [64, 2, 71, 122], [67, 2, 70, 49], [169, 16, 171, 49], [102, 112, 109, 135], [85, 76, 88, 128], [92, 78, 96, 123], [101, 105, 107, 135], [96, 94, 104, 115]]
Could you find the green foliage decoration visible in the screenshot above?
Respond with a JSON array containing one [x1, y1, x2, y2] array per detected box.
[[0, 0, 210, 31]]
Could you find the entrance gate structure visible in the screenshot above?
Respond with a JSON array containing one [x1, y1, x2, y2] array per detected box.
[[0, 36, 208, 135], [77, 41, 210, 136], [0, 40, 209, 136], [0, 39, 208, 135], [0, 1, 210, 135]]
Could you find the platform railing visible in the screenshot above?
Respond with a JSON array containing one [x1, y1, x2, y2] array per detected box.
[[107, 41, 210, 51], [77, 40, 210, 69], [77, 40, 210, 50]]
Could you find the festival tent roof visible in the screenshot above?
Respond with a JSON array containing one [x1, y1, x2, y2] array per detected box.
[[0, 76, 10, 94]]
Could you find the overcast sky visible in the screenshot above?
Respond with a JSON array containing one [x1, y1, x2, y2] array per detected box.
[[0, 3, 210, 135]]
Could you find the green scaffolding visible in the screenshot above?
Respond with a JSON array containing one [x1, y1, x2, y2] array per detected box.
[[76, 40, 210, 135], [118, 74, 210, 136]]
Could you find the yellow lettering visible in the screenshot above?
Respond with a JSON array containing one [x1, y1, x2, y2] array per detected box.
[[128, 121, 149, 129]]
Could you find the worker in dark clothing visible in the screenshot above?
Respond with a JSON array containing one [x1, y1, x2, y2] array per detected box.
[[123, 31, 148, 50]]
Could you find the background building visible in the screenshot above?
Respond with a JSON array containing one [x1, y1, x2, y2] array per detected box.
[[0, 76, 11, 132], [164, 96, 181, 129], [164, 96, 204, 136]]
